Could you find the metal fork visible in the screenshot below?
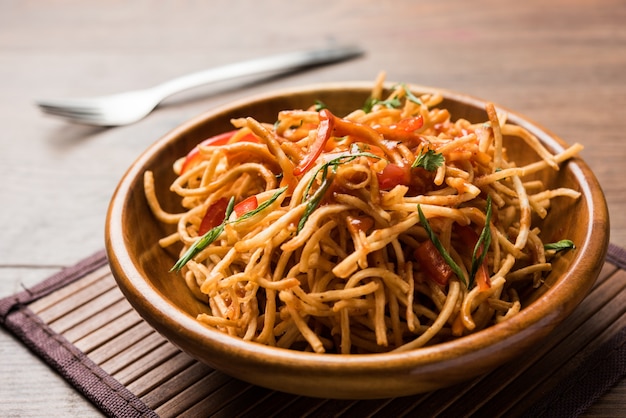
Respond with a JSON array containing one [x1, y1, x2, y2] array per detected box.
[[37, 45, 363, 127]]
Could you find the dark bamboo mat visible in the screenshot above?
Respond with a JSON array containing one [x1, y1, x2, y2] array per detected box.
[[1, 244, 626, 417]]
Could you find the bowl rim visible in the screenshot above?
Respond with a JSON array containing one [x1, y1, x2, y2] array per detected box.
[[105, 81, 609, 373]]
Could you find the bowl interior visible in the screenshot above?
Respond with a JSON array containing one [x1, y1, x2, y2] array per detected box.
[[106, 82, 609, 398]]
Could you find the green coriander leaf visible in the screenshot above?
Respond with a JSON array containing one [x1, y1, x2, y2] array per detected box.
[[314, 100, 327, 111], [298, 152, 381, 232], [469, 196, 492, 288], [238, 187, 288, 222], [379, 97, 402, 109], [418, 205, 467, 286], [171, 188, 287, 271], [362, 97, 402, 113], [298, 172, 333, 232], [170, 224, 223, 272], [412, 149, 445, 171], [170, 197, 235, 272], [362, 97, 376, 113], [401, 84, 424, 106], [544, 239, 575, 252], [301, 152, 381, 203], [302, 163, 329, 204]]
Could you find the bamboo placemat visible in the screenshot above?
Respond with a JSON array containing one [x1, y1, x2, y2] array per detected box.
[[2, 244, 626, 417]]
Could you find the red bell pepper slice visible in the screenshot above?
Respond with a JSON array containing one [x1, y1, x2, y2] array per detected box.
[[414, 239, 454, 286], [198, 198, 230, 235], [474, 261, 490, 292], [456, 225, 491, 291], [234, 195, 258, 218], [371, 115, 424, 147], [393, 115, 424, 132], [181, 130, 258, 174], [198, 195, 260, 235], [376, 163, 411, 190], [293, 108, 335, 176]]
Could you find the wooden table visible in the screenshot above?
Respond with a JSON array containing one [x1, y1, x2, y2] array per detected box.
[[1, 0, 624, 415]]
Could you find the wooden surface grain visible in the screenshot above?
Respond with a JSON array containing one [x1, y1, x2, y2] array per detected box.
[[1, 0, 625, 416]]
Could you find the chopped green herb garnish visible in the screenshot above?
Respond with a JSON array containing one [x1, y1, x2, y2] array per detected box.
[[400, 84, 424, 106], [362, 97, 402, 113], [314, 100, 327, 111], [238, 187, 287, 222], [363, 84, 424, 113], [362, 97, 376, 113], [301, 152, 381, 203], [171, 188, 287, 271], [298, 152, 381, 232], [468, 196, 492, 288], [298, 168, 333, 232], [418, 205, 467, 286], [544, 239, 575, 252], [412, 148, 445, 171], [170, 196, 235, 272]]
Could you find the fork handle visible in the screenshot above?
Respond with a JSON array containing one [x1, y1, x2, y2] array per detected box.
[[154, 45, 364, 98]]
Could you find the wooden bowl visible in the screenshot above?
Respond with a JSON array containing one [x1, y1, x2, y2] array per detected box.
[[105, 82, 609, 399]]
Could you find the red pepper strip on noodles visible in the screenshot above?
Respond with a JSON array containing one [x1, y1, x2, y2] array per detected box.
[[199, 195, 260, 235], [331, 112, 404, 165], [198, 197, 229, 235], [371, 115, 425, 146], [457, 225, 491, 291], [294, 109, 409, 177], [377, 163, 411, 190], [414, 239, 454, 286], [234, 195, 258, 217], [293, 109, 335, 176]]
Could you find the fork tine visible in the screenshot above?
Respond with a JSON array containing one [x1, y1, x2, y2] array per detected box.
[[38, 105, 93, 119], [39, 107, 102, 119], [38, 106, 111, 126], [37, 101, 103, 115], [39, 101, 144, 126]]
